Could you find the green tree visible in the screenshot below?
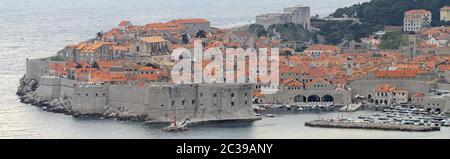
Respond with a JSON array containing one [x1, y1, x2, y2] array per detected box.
[[379, 31, 408, 50], [248, 24, 267, 37], [181, 34, 189, 44], [331, 0, 450, 27], [75, 63, 82, 69], [267, 23, 314, 42], [91, 61, 99, 69], [50, 55, 65, 61], [96, 31, 103, 39], [196, 30, 207, 38]]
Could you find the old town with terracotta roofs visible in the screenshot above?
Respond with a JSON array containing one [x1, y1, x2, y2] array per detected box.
[[18, 5, 450, 129]]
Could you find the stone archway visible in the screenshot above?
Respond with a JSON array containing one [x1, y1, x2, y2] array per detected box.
[[322, 95, 334, 102], [294, 95, 306, 103], [367, 94, 373, 103], [435, 108, 441, 113], [307, 95, 321, 103]]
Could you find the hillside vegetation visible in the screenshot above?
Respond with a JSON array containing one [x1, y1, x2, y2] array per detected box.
[[314, 0, 450, 45]]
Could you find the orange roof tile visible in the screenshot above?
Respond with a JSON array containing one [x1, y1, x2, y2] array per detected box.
[[282, 78, 304, 87], [305, 44, 340, 52], [375, 84, 396, 92], [169, 18, 209, 24], [411, 93, 425, 97], [374, 70, 417, 78], [405, 9, 431, 15], [139, 36, 166, 43], [305, 78, 331, 87], [441, 6, 450, 11]]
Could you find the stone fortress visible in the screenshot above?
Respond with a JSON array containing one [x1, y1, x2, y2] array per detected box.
[[256, 5, 311, 31], [22, 59, 257, 123]]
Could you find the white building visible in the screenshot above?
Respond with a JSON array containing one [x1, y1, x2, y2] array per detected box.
[[404, 9, 432, 32]]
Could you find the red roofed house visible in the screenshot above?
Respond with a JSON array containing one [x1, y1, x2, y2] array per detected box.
[[118, 20, 133, 30], [373, 84, 409, 106], [169, 18, 211, 36], [304, 44, 341, 57], [58, 42, 113, 62], [282, 77, 304, 91]]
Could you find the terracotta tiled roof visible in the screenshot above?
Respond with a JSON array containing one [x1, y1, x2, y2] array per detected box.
[[69, 42, 112, 53], [411, 93, 425, 97], [305, 44, 340, 52], [96, 61, 113, 69], [169, 18, 209, 24], [375, 84, 396, 92], [405, 9, 431, 15], [119, 20, 132, 27], [282, 78, 304, 87], [441, 6, 450, 11], [374, 70, 417, 78], [144, 22, 185, 31], [90, 71, 127, 82], [139, 36, 166, 43], [138, 66, 158, 71]]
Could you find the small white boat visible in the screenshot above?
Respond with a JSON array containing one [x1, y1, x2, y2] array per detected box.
[[162, 117, 190, 132], [266, 114, 275, 118], [255, 113, 261, 117]]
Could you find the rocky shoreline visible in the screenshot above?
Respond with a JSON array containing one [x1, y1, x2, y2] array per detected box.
[[16, 75, 149, 122]]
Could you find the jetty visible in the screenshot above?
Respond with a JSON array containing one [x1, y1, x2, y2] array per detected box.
[[305, 120, 440, 132]]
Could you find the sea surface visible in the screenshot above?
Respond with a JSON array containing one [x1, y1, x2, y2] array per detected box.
[[3, 0, 448, 139]]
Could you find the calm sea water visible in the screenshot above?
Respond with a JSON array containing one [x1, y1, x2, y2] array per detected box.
[[3, 0, 448, 139]]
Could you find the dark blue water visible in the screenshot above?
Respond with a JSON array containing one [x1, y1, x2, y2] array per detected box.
[[5, 0, 446, 139]]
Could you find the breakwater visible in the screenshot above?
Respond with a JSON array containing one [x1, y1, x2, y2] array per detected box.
[[305, 120, 440, 132]]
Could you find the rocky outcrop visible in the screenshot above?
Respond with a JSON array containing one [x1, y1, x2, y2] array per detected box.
[[17, 75, 38, 96], [103, 106, 148, 121], [20, 91, 73, 115], [18, 75, 72, 115]]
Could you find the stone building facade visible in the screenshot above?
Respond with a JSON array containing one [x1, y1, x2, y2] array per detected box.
[[441, 6, 450, 22], [130, 36, 171, 56], [57, 42, 117, 62], [256, 5, 311, 31], [404, 9, 432, 32]]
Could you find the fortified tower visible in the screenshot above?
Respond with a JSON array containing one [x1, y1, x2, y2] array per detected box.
[[284, 6, 311, 31]]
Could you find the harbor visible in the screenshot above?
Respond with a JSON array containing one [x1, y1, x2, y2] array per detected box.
[[252, 102, 450, 132]]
